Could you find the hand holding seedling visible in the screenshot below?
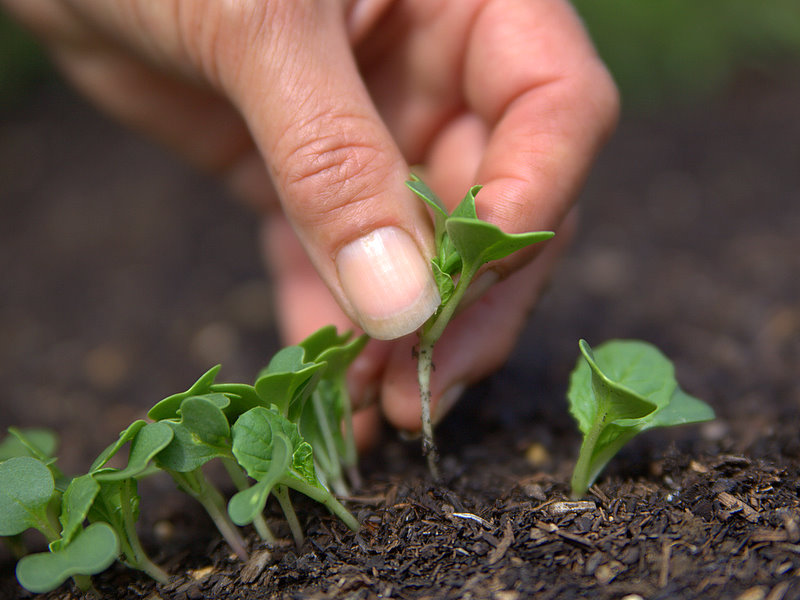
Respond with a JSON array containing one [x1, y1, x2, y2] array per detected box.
[[3, 0, 617, 439]]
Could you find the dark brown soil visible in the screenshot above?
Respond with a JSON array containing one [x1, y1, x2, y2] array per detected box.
[[1, 68, 799, 599]]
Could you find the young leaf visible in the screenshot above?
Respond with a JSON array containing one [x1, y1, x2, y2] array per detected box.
[[1, 428, 59, 462], [90, 420, 148, 472], [300, 327, 368, 379], [232, 404, 353, 529], [296, 325, 346, 362], [450, 184, 480, 217], [227, 432, 292, 526], [232, 406, 359, 530], [255, 347, 325, 419], [568, 339, 661, 435], [156, 395, 232, 472], [447, 218, 554, 277], [645, 387, 715, 429], [91, 421, 173, 480], [84, 476, 169, 583], [406, 173, 448, 244], [431, 260, 456, 305], [148, 365, 222, 421], [53, 474, 100, 551], [300, 327, 368, 489], [208, 382, 268, 422], [86, 477, 136, 535], [0, 456, 57, 537], [232, 407, 315, 486], [568, 339, 715, 498], [15, 521, 119, 594]]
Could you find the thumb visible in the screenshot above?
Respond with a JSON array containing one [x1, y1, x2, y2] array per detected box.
[[229, 4, 439, 340]]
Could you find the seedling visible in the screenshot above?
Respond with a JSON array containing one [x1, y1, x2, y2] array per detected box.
[[297, 326, 368, 494], [1, 326, 364, 595], [0, 451, 118, 594], [230, 406, 359, 543], [407, 176, 554, 476], [568, 339, 715, 498], [15, 522, 119, 594]]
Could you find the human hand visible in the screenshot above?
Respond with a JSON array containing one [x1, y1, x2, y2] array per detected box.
[[2, 0, 618, 447]]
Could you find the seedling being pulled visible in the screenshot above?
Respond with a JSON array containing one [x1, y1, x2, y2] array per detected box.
[[407, 176, 554, 476], [567, 339, 715, 498]]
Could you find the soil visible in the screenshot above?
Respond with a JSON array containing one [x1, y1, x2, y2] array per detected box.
[[1, 68, 799, 600]]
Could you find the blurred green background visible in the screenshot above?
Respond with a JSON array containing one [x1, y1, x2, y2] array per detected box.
[[0, 11, 51, 110], [572, 0, 800, 111], [1, 1, 800, 111]]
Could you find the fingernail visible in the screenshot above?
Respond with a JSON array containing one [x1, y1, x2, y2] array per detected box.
[[432, 382, 466, 424], [336, 227, 440, 340]]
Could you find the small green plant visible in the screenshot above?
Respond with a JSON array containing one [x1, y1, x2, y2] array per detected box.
[[567, 339, 715, 498], [407, 175, 554, 476], [0, 430, 123, 594], [0, 326, 364, 595]]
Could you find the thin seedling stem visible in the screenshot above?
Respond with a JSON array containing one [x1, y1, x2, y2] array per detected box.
[[119, 479, 169, 584], [416, 266, 477, 478], [273, 485, 304, 548], [222, 458, 275, 544], [169, 469, 249, 561]]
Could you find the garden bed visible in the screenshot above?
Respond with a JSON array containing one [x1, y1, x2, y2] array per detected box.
[[1, 69, 799, 599]]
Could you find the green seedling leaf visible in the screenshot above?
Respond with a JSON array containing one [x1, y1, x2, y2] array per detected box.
[[298, 382, 350, 494], [297, 325, 348, 362], [87, 477, 138, 541], [84, 476, 168, 583], [314, 335, 368, 380], [569, 339, 661, 434], [15, 521, 119, 594], [298, 325, 368, 377], [148, 364, 222, 421], [228, 432, 292, 526], [54, 474, 99, 550], [646, 388, 716, 429], [233, 407, 359, 531], [255, 346, 325, 419], [156, 396, 232, 472], [291, 443, 317, 486], [261, 345, 309, 376], [90, 420, 147, 472], [3, 428, 66, 489], [232, 407, 320, 488], [0, 457, 56, 537], [297, 326, 367, 491], [447, 218, 554, 276], [93, 422, 173, 482], [208, 382, 268, 422], [301, 382, 343, 440], [406, 173, 448, 243], [232, 406, 352, 538], [1, 428, 58, 462], [431, 259, 456, 305], [568, 339, 715, 497], [451, 183, 479, 217]]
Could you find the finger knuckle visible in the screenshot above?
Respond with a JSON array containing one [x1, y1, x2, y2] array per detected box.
[[586, 61, 621, 137], [276, 113, 391, 225], [176, 1, 295, 89]]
